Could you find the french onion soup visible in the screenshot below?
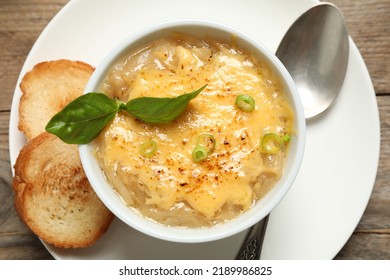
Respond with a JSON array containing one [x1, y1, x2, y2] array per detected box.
[[93, 35, 294, 227]]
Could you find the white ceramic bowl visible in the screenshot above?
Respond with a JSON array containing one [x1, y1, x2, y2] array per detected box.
[[79, 19, 305, 243]]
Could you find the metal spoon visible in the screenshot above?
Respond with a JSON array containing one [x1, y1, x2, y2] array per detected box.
[[236, 2, 349, 260]]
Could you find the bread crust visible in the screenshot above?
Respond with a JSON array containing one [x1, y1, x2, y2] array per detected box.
[[13, 132, 114, 248], [18, 59, 94, 140]]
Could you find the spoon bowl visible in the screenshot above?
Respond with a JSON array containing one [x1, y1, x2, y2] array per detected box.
[[277, 2, 349, 119]]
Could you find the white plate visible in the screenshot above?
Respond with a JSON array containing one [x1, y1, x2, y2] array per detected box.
[[9, 0, 380, 259]]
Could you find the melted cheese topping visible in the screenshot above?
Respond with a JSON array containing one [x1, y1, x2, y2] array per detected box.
[[94, 37, 294, 227]]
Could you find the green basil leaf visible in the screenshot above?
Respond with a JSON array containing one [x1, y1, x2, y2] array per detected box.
[[45, 85, 207, 144], [45, 92, 121, 144], [124, 84, 207, 123]]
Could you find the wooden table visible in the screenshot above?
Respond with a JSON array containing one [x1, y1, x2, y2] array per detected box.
[[0, 0, 388, 259]]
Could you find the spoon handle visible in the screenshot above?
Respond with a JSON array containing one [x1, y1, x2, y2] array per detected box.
[[235, 215, 269, 260]]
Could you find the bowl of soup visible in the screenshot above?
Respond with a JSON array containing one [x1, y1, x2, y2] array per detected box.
[[79, 19, 305, 243]]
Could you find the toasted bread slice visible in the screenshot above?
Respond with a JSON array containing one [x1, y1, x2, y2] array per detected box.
[[18, 59, 94, 140], [13, 132, 113, 248]]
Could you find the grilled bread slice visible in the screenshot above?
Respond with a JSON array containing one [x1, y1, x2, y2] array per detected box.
[[18, 59, 94, 140], [13, 132, 114, 248]]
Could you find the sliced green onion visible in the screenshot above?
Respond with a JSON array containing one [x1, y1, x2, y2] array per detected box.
[[192, 145, 209, 163], [235, 94, 255, 112], [139, 139, 157, 157], [282, 134, 291, 143], [196, 133, 216, 153], [260, 133, 283, 154]]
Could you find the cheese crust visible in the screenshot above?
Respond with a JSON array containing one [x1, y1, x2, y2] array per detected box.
[[94, 36, 294, 227]]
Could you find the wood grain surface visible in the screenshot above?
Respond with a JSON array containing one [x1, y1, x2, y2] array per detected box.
[[0, 0, 389, 259]]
